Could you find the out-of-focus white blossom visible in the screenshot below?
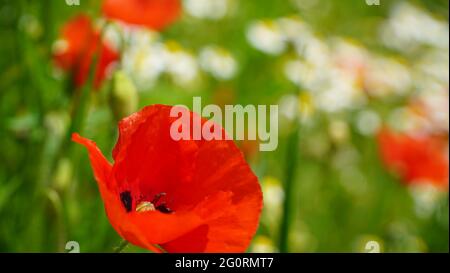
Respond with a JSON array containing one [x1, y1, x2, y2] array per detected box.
[[126, 25, 160, 45], [295, 36, 330, 67], [261, 176, 284, 234], [284, 59, 316, 88], [247, 20, 287, 55], [250, 235, 278, 253], [119, 26, 203, 89], [416, 85, 449, 133], [328, 119, 349, 144], [278, 94, 299, 134], [102, 22, 123, 50], [278, 16, 312, 43], [249, 6, 446, 139], [387, 107, 430, 135], [122, 43, 166, 90], [184, 0, 231, 20], [163, 42, 200, 87], [52, 39, 69, 57], [278, 94, 299, 122], [379, 2, 449, 52], [364, 57, 412, 97], [121, 26, 243, 89], [278, 93, 315, 133], [332, 38, 369, 82], [410, 183, 447, 219], [119, 27, 166, 90], [262, 177, 284, 209], [315, 69, 365, 113], [199, 45, 237, 80], [355, 110, 381, 136], [416, 49, 449, 85], [284, 59, 365, 113]]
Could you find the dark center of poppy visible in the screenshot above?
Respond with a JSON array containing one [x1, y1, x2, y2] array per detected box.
[[120, 191, 133, 212], [119, 191, 173, 214], [152, 193, 173, 213]]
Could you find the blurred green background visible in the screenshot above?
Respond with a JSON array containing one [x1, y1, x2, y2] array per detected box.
[[0, 0, 448, 252]]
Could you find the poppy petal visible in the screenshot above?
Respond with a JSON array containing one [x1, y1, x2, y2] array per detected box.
[[164, 140, 263, 252], [124, 190, 233, 247], [112, 105, 199, 206], [102, 0, 181, 30], [72, 133, 112, 190], [74, 104, 263, 252], [54, 15, 119, 89], [53, 15, 96, 71], [378, 129, 449, 189], [71, 133, 131, 245]]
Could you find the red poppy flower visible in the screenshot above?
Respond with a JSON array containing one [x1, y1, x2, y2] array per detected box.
[[72, 104, 263, 252], [378, 128, 449, 190], [53, 14, 119, 89], [102, 0, 181, 30]]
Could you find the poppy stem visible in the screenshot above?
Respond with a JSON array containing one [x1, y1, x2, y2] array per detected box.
[[114, 239, 129, 253], [150, 245, 165, 253], [114, 240, 164, 253]]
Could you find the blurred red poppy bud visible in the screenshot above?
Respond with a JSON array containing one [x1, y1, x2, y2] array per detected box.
[[53, 14, 119, 89]]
